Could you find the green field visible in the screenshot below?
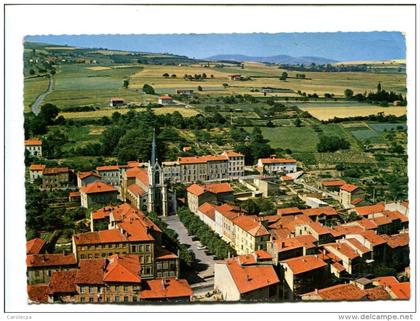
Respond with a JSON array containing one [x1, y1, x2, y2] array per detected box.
[[24, 76, 49, 112], [247, 126, 320, 152], [41, 64, 144, 109]]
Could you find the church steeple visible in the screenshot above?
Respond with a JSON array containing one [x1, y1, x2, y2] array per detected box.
[[151, 128, 157, 166]]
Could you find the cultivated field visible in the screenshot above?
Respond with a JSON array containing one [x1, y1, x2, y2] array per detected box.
[[59, 106, 199, 119], [128, 62, 406, 98], [300, 105, 406, 121]]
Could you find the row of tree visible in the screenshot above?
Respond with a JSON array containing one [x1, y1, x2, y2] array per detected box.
[[177, 207, 236, 259]]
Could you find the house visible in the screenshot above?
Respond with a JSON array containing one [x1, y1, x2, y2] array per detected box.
[[27, 285, 49, 303], [77, 171, 101, 188], [257, 157, 297, 174], [186, 182, 234, 214], [26, 238, 46, 255], [267, 234, 317, 265], [158, 95, 174, 105], [233, 215, 271, 255], [25, 138, 42, 157], [176, 89, 194, 96], [140, 278, 193, 302], [197, 202, 217, 231], [228, 74, 241, 81], [280, 255, 328, 299], [339, 184, 365, 208], [68, 191, 81, 202], [110, 97, 125, 107], [79, 181, 118, 208], [26, 253, 78, 285], [383, 232, 409, 270], [353, 203, 385, 218], [214, 203, 242, 245], [386, 282, 410, 300], [221, 151, 245, 177], [28, 164, 46, 183], [96, 165, 121, 188], [75, 255, 142, 303], [320, 179, 346, 193], [302, 283, 368, 301], [42, 167, 70, 189], [214, 256, 279, 301], [47, 270, 78, 303]]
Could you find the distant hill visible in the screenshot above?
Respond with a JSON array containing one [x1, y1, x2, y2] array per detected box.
[[206, 54, 338, 65]]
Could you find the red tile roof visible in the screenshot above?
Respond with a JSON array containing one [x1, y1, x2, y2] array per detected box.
[[198, 202, 217, 221], [232, 215, 270, 237], [385, 233, 409, 248], [304, 284, 366, 301], [326, 242, 360, 260], [332, 225, 365, 237], [351, 198, 365, 205], [141, 278, 192, 300], [43, 167, 69, 175], [345, 238, 371, 254], [340, 184, 359, 193], [302, 207, 337, 217], [79, 181, 117, 194], [223, 151, 244, 158], [281, 255, 327, 275], [27, 285, 49, 303], [26, 253, 77, 268], [359, 230, 387, 246], [204, 182, 233, 194], [384, 210, 408, 223], [48, 270, 77, 294], [387, 282, 410, 300], [128, 183, 145, 197], [186, 184, 206, 196], [236, 250, 273, 265], [103, 255, 141, 283], [75, 259, 106, 285], [216, 203, 241, 221], [281, 175, 294, 181], [364, 287, 390, 300], [91, 205, 115, 220], [260, 158, 296, 164], [354, 203, 385, 216], [25, 138, 42, 146], [73, 229, 126, 245], [69, 191, 80, 198], [118, 219, 155, 242], [321, 180, 347, 187], [373, 276, 399, 288], [332, 262, 346, 273], [159, 95, 173, 100], [96, 165, 120, 171], [179, 155, 228, 164], [26, 238, 46, 255], [78, 171, 101, 180], [29, 164, 46, 171], [277, 207, 303, 216], [155, 248, 178, 260], [225, 259, 279, 294]]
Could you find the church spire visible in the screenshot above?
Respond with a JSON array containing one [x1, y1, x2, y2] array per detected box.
[[151, 128, 157, 166]]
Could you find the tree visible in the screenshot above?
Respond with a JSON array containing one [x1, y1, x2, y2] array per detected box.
[[317, 135, 350, 152], [294, 117, 302, 127], [100, 126, 126, 156], [280, 71, 288, 81], [29, 69, 35, 75], [123, 79, 129, 88], [377, 82, 382, 93], [344, 88, 354, 98], [162, 73, 169, 78], [197, 85, 203, 92], [39, 103, 59, 124], [143, 84, 155, 95]]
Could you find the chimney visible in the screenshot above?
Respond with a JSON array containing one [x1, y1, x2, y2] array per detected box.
[[315, 288, 319, 295]]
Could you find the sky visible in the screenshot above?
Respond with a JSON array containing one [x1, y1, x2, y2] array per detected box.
[[25, 32, 406, 62]]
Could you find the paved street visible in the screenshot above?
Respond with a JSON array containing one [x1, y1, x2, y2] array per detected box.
[[162, 215, 216, 281], [31, 76, 55, 115]]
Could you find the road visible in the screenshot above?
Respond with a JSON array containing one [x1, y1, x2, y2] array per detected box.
[[31, 76, 55, 115], [162, 215, 216, 282]]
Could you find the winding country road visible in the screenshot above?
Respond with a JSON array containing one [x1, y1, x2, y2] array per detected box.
[[31, 76, 55, 115]]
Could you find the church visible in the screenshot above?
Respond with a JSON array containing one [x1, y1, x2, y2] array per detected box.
[[121, 129, 177, 216]]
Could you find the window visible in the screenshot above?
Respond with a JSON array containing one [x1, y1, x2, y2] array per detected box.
[[89, 297, 94, 303], [124, 286, 129, 292], [89, 287, 95, 294], [80, 297, 85, 303], [133, 296, 137, 302], [131, 245, 136, 252], [124, 296, 129, 303], [145, 244, 151, 252], [115, 296, 120, 303]]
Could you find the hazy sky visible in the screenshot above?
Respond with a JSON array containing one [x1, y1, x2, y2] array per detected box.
[[25, 32, 406, 61]]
